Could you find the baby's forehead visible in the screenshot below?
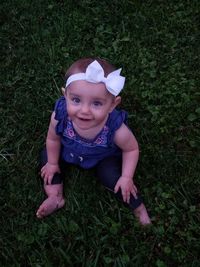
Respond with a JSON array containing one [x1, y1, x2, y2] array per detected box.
[[69, 80, 106, 91], [68, 80, 113, 98]]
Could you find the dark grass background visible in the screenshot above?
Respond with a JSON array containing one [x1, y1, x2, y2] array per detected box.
[[0, 0, 200, 266]]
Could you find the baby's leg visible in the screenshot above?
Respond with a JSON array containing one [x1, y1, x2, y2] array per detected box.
[[96, 156, 151, 225], [36, 148, 65, 219]]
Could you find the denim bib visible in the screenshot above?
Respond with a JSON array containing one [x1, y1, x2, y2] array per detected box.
[[54, 97, 128, 169]]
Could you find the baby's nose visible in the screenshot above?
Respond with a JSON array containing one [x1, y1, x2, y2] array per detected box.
[[81, 104, 90, 113]]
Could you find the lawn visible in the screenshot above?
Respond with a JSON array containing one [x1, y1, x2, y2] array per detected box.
[[0, 0, 199, 266]]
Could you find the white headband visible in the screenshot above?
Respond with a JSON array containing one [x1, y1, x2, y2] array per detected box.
[[65, 60, 125, 96]]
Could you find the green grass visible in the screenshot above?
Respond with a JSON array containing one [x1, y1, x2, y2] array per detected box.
[[1, 0, 200, 266]]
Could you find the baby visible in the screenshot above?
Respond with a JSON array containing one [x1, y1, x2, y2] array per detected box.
[[36, 58, 151, 225]]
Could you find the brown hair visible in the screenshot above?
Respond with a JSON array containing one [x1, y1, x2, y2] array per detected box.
[[65, 57, 116, 80]]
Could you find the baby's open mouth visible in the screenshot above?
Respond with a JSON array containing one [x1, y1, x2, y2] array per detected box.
[[79, 118, 91, 121]]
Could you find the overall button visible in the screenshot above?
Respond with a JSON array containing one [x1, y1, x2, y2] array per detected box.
[[79, 156, 83, 162]]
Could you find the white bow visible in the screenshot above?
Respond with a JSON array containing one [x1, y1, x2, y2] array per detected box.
[[65, 60, 125, 96]]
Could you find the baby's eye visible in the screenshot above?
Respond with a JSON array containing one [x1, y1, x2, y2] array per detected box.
[[72, 97, 80, 104], [93, 101, 103, 107]]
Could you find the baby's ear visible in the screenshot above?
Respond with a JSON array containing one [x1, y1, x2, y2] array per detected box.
[[61, 87, 65, 95], [110, 96, 121, 112], [114, 96, 121, 107]]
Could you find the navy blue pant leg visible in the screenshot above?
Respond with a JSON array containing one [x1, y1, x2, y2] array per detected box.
[[96, 156, 143, 210], [39, 148, 63, 185]]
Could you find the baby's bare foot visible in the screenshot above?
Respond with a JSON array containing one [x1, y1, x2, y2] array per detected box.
[[133, 203, 151, 225], [36, 196, 65, 219]]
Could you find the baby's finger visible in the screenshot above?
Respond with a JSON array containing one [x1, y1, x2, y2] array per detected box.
[[126, 192, 130, 204], [47, 175, 53, 185], [44, 175, 51, 185], [131, 188, 137, 199], [41, 166, 46, 177], [122, 190, 128, 203], [43, 175, 48, 185], [133, 184, 138, 193], [114, 183, 120, 194], [41, 166, 46, 175], [41, 169, 45, 179]]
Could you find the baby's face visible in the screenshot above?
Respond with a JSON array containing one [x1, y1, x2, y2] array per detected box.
[[64, 80, 118, 131]]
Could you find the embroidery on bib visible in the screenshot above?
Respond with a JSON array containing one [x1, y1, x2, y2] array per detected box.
[[63, 120, 109, 147]]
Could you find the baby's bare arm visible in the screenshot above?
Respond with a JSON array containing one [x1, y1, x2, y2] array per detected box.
[[113, 124, 139, 203], [114, 123, 139, 180], [41, 112, 61, 184], [46, 111, 61, 165]]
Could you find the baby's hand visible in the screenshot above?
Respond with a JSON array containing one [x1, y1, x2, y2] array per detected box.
[[41, 162, 60, 185], [114, 176, 138, 204]]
